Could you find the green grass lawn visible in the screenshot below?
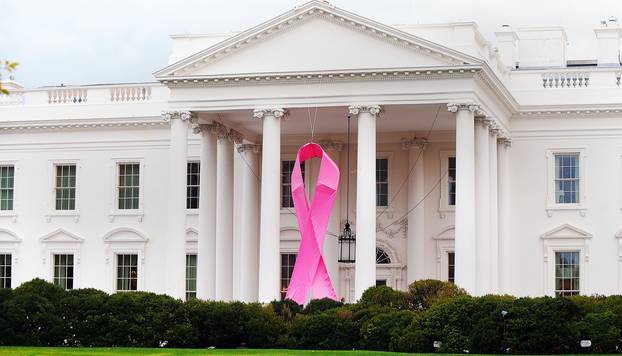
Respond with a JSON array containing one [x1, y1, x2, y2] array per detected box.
[[0, 348, 417, 356]]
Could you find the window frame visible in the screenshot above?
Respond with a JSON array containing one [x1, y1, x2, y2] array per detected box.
[[541, 224, 590, 296], [0, 253, 12, 289], [280, 252, 297, 300], [375, 156, 390, 208], [110, 158, 145, 220], [185, 253, 198, 300], [546, 148, 587, 216], [52, 253, 75, 290], [280, 155, 307, 212], [53, 163, 77, 212], [47, 159, 81, 220], [0, 163, 16, 214], [115, 253, 140, 292], [186, 158, 200, 213], [439, 151, 456, 217], [553, 250, 581, 297]]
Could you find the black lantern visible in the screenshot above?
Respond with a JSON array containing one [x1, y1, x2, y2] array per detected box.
[[338, 222, 356, 263], [338, 114, 356, 263]]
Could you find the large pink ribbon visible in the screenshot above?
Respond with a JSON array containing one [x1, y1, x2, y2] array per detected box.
[[285, 143, 339, 304]]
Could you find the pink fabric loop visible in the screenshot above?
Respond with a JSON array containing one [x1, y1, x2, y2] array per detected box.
[[285, 143, 339, 304]]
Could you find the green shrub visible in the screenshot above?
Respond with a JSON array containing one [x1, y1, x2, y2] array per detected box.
[[359, 310, 416, 351], [358, 285, 410, 309], [303, 297, 344, 314], [407, 279, 467, 310], [289, 307, 357, 349]]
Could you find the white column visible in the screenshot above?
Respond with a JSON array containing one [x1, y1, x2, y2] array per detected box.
[[497, 137, 511, 294], [404, 139, 427, 284], [215, 123, 234, 301], [447, 103, 477, 295], [256, 108, 285, 303], [489, 128, 499, 294], [474, 117, 491, 295], [233, 143, 261, 302], [349, 104, 381, 301], [322, 141, 343, 297], [163, 110, 191, 300], [195, 123, 217, 300]]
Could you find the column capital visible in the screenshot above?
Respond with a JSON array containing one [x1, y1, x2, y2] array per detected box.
[[319, 139, 344, 152], [401, 137, 428, 151], [498, 137, 512, 148], [162, 110, 193, 122], [252, 108, 286, 119], [447, 102, 480, 113], [475, 116, 494, 128], [348, 104, 382, 116], [192, 123, 218, 135], [229, 129, 244, 144], [237, 143, 261, 153]]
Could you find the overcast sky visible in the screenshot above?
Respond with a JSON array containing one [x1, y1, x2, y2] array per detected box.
[[1, 0, 620, 88]]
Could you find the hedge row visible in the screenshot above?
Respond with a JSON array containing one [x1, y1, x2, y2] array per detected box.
[[1, 278, 621, 353]]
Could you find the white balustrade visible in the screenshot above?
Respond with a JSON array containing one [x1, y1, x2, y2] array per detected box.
[[110, 86, 152, 102], [0, 92, 25, 106], [47, 88, 88, 104], [541, 72, 590, 88]]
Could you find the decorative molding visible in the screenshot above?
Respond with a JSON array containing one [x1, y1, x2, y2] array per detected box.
[[192, 123, 218, 135], [348, 104, 382, 116], [498, 137, 512, 148], [161, 110, 192, 122], [0, 228, 21, 243], [516, 108, 622, 119], [39, 228, 85, 243], [540, 224, 592, 240], [401, 137, 428, 150], [447, 102, 479, 113], [102, 227, 149, 243], [237, 143, 261, 153], [0, 118, 167, 132], [229, 129, 244, 144], [162, 67, 481, 88], [252, 108, 286, 119]]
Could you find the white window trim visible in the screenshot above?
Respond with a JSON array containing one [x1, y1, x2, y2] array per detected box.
[[103, 227, 148, 293], [40, 228, 83, 289], [280, 155, 308, 213], [545, 148, 587, 217], [375, 152, 393, 210], [0, 228, 21, 288], [109, 158, 145, 222], [46, 159, 81, 222], [438, 150, 456, 218], [186, 157, 200, 215], [0, 160, 18, 220], [541, 224, 591, 296], [433, 225, 455, 281]]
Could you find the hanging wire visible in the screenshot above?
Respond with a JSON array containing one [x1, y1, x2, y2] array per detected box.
[[307, 107, 318, 142], [376, 104, 442, 220], [346, 114, 351, 224]]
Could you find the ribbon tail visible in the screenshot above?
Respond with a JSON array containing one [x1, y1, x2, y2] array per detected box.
[[311, 255, 337, 301]]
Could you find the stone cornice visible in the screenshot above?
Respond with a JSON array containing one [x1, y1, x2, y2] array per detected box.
[[154, 1, 479, 79], [515, 108, 622, 119], [161, 66, 481, 88], [252, 108, 286, 119], [0, 118, 166, 132]]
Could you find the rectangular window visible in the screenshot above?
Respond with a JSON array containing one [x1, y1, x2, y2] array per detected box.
[[376, 279, 387, 287], [0, 254, 11, 289], [118, 163, 140, 210], [116, 254, 138, 291], [186, 254, 197, 301], [448, 157, 456, 206], [55, 164, 76, 210], [187, 162, 200, 210], [0, 166, 14, 211], [376, 158, 388, 207], [555, 251, 580, 297], [554, 154, 580, 204], [281, 161, 304, 208], [447, 252, 455, 283], [53, 254, 74, 290], [280, 253, 297, 300]]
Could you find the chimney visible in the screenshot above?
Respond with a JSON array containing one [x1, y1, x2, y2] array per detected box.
[[495, 25, 519, 69], [594, 17, 622, 67]]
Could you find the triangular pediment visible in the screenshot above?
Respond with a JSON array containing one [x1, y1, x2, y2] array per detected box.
[[186, 227, 198, 242], [155, 1, 478, 79], [40, 228, 84, 243], [433, 225, 455, 240], [616, 228, 622, 239], [0, 228, 21, 243], [103, 228, 149, 243], [540, 224, 592, 240]]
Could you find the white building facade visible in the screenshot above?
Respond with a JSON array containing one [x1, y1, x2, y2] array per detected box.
[[1, 1, 622, 302]]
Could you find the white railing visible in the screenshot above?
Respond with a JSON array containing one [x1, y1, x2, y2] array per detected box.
[[48, 88, 88, 104], [0, 92, 25, 106], [110, 86, 152, 102], [541, 72, 590, 88]]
